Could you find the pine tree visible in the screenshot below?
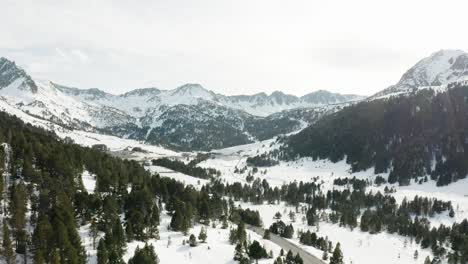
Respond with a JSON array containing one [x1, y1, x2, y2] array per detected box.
[[189, 234, 197, 247], [449, 208, 455, 218], [248, 240, 267, 262], [237, 222, 247, 243], [112, 218, 126, 255], [90, 217, 99, 249], [294, 253, 304, 264], [34, 250, 46, 264], [233, 243, 244, 261], [285, 250, 295, 264], [128, 244, 159, 264], [2, 220, 15, 264], [322, 251, 328, 261], [97, 239, 109, 264], [125, 222, 135, 242], [9, 182, 27, 254], [51, 249, 61, 264], [330, 243, 344, 264], [424, 256, 431, 264], [274, 256, 284, 264], [32, 215, 53, 262], [221, 217, 228, 229], [274, 212, 282, 220], [198, 226, 207, 243], [148, 205, 160, 239]]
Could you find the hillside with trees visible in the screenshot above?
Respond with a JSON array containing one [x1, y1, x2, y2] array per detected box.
[[280, 83, 468, 186]]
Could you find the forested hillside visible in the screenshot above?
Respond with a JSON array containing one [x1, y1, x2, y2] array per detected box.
[[280, 83, 468, 186], [0, 111, 228, 263]]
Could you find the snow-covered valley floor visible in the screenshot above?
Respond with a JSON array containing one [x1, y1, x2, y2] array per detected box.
[[70, 132, 468, 264]]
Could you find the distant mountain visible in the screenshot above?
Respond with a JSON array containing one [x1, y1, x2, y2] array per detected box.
[[56, 81, 363, 117], [0, 57, 359, 150], [218, 89, 363, 116], [372, 49, 468, 99]]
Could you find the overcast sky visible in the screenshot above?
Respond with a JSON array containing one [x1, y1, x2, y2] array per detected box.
[[2, 0, 468, 96]]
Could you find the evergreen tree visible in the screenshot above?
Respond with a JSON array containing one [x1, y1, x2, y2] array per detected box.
[[330, 243, 344, 264], [2, 220, 15, 264], [221, 217, 228, 229], [294, 253, 304, 264], [128, 244, 159, 264], [285, 250, 295, 264], [51, 249, 61, 264], [248, 240, 268, 262], [189, 234, 197, 247], [198, 227, 207, 243], [424, 256, 431, 264], [90, 217, 99, 249], [148, 205, 160, 239], [233, 243, 244, 261], [322, 251, 328, 261], [125, 222, 135, 242], [9, 182, 27, 254], [34, 250, 46, 264], [97, 239, 109, 264], [273, 256, 284, 264]]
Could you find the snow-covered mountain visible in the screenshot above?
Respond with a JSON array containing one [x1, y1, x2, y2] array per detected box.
[[0, 57, 359, 150], [55, 81, 362, 118], [372, 49, 468, 99], [0, 58, 38, 93], [217, 89, 362, 116]]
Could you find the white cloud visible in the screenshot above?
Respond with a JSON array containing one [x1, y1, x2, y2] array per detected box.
[[1, 0, 468, 95]]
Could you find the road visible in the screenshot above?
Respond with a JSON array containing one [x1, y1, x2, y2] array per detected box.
[[246, 225, 325, 264]]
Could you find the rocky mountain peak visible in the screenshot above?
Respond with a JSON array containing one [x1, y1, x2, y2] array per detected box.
[[121, 87, 161, 97], [0, 57, 38, 93], [171, 83, 213, 98], [372, 49, 468, 99]]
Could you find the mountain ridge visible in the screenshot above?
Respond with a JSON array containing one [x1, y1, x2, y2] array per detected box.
[[372, 49, 468, 99], [0, 57, 359, 150]]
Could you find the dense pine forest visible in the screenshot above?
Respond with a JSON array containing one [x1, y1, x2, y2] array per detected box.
[[279, 83, 468, 186], [0, 112, 231, 263], [151, 157, 220, 179]]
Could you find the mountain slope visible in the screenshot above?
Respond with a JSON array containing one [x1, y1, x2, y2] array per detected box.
[[0, 57, 361, 151], [0, 57, 38, 93], [372, 49, 468, 99], [280, 82, 468, 186]]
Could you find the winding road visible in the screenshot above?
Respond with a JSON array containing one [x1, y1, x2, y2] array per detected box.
[[246, 225, 325, 264]]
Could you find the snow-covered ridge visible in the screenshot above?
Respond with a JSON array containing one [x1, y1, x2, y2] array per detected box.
[[0, 56, 364, 150], [372, 49, 468, 99], [55, 82, 363, 117]]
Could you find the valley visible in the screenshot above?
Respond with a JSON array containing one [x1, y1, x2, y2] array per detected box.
[[1, 49, 468, 264]]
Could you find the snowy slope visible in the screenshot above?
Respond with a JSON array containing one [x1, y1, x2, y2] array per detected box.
[[372, 49, 468, 99]]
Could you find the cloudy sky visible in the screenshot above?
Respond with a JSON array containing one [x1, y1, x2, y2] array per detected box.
[[2, 0, 468, 96]]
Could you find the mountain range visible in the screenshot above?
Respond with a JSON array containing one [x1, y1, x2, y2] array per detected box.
[[0, 57, 360, 150], [2, 49, 468, 151]]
